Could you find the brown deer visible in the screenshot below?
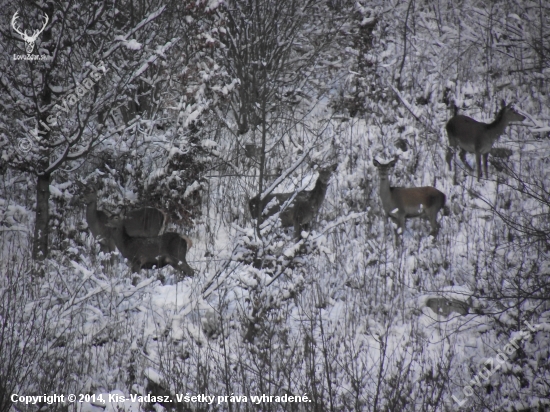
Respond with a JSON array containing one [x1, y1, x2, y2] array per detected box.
[[106, 217, 194, 278], [373, 158, 446, 244], [249, 164, 338, 239], [78, 187, 166, 253], [445, 102, 525, 181]]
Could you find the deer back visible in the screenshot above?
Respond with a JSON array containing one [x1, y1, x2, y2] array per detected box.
[[123, 207, 166, 237]]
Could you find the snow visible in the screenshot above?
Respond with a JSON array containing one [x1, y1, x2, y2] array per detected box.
[[124, 39, 143, 50], [200, 139, 217, 148], [1, 0, 549, 410], [183, 181, 201, 198]]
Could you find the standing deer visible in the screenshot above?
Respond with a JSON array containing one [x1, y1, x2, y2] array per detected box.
[[445, 102, 525, 181], [249, 164, 338, 239], [106, 217, 194, 278], [373, 158, 446, 245], [78, 187, 166, 253]]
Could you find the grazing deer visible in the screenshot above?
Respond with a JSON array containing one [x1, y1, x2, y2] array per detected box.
[[106, 217, 194, 278], [445, 102, 525, 181], [78, 187, 166, 253], [249, 164, 338, 239], [373, 158, 446, 244]]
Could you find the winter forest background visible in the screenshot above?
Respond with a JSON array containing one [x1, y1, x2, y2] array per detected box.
[[0, 0, 549, 411]]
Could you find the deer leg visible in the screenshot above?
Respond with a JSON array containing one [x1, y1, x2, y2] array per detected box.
[[387, 215, 399, 246], [428, 212, 440, 237], [445, 147, 454, 171], [475, 152, 482, 181], [459, 149, 473, 171], [294, 221, 303, 240], [156, 273, 166, 285], [483, 153, 489, 178], [97, 243, 111, 271], [166, 255, 194, 279], [102, 251, 117, 273], [397, 215, 406, 238], [128, 261, 142, 285], [131, 260, 141, 274], [389, 215, 404, 246], [293, 206, 310, 240], [394, 229, 401, 247]]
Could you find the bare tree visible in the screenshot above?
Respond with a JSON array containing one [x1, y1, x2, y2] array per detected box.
[[219, 0, 348, 235]]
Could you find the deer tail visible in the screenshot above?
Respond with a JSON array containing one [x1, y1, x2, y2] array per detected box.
[[181, 235, 193, 249]]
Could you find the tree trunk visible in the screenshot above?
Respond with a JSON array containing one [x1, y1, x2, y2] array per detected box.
[[32, 173, 51, 260]]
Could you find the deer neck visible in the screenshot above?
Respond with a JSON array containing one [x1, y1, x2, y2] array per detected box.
[[311, 180, 329, 204], [85, 200, 99, 229], [487, 109, 511, 140], [378, 172, 392, 206]]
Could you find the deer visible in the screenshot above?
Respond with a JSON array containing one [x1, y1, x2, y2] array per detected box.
[[76, 185, 166, 254], [105, 217, 194, 279], [445, 101, 525, 181], [425, 297, 469, 317], [249, 164, 338, 239], [373, 158, 446, 245]]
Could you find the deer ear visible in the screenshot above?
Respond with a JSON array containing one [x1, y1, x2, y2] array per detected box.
[[373, 159, 380, 167], [501, 99, 506, 108]]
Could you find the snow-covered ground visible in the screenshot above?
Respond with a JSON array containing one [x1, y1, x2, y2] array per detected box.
[[1, 0, 549, 411]]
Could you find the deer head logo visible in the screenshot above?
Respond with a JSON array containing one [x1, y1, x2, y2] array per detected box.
[[11, 11, 49, 54]]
